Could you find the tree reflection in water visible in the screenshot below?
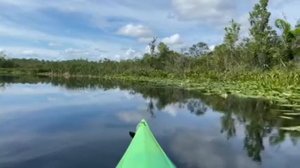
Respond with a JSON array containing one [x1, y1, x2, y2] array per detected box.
[[147, 99, 155, 118], [1, 75, 300, 162]]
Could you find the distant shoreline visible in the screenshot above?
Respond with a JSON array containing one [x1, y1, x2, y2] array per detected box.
[[1, 69, 300, 110]]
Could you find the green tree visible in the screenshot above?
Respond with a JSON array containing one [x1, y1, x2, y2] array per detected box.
[[296, 19, 300, 28], [275, 18, 296, 62], [188, 42, 209, 57], [249, 0, 277, 68], [148, 37, 157, 56], [156, 42, 184, 74], [223, 19, 241, 69], [212, 44, 227, 71], [0, 51, 5, 60], [158, 42, 170, 55], [224, 19, 241, 50], [0, 52, 9, 68], [0, 56, 4, 68], [293, 20, 300, 57]]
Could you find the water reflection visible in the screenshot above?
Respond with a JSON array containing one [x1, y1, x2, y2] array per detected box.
[[0, 75, 300, 167], [198, 97, 300, 162], [170, 131, 259, 168], [0, 82, 5, 91]]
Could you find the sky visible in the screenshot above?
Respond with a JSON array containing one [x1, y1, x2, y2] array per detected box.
[[0, 0, 299, 61]]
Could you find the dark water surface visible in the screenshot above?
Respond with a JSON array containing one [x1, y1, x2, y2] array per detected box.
[[0, 76, 300, 168]]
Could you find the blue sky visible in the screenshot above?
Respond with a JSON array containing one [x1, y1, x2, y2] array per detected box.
[[0, 0, 299, 60]]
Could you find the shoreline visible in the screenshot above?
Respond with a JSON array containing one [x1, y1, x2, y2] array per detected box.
[[1, 69, 300, 108]]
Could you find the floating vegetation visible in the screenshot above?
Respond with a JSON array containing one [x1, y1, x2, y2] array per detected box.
[[280, 126, 300, 132], [270, 109, 294, 112], [279, 104, 300, 108], [283, 113, 300, 116], [280, 116, 294, 120]]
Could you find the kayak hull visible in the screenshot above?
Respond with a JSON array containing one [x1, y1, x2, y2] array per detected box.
[[116, 119, 176, 168]]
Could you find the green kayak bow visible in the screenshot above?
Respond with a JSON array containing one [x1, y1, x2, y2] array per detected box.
[[116, 119, 176, 168]]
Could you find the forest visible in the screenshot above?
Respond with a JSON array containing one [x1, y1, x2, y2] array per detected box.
[[1, 0, 300, 104]]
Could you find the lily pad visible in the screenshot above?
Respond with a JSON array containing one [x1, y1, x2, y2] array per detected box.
[[283, 113, 300, 116], [280, 116, 294, 120], [279, 104, 300, 108], [271, 109, 294, 112], [280, 126, 300, 132]]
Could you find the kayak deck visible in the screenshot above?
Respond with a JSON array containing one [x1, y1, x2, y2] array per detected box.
[[116, 119, 176, 168]]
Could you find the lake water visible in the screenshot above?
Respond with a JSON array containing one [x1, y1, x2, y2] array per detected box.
[[0, 76, 300, 168]]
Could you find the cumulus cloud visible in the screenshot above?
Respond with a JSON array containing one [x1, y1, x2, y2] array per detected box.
[[0, 23, 128, 60], [2, 46, 60, 60], [124, 48, 142, 59], [116, 24, 156, 44], [171, 0, 236, 24], [61, 48, 106, 60], [0, 0, 299, 61], [170, 130, 259, 168], [111, 48, 143, 60], [117, 24, 153, 38], [162, 104, 182, 117], [209, 45, 215, 51], [0, 25, 68, 44], [268, 0, 300, 26], [144, 45, 152, 54], [138, 37, 155, 43], [263, 0, 295, 8], [0, 24, 122, 50], [117, 112, 146, 123], [144, 44, 159, 54], [162, 33, 183, 45], [48, 42, 61, 47], [21, 50, 35, 55], [3, 46, 108, 60]]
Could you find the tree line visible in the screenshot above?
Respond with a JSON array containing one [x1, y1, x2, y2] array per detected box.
[[0, 0, 300, 79]]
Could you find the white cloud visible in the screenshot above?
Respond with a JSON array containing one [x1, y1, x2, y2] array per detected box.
[[2, 46, 108, 61], [209, 45, 215, 51], [124, 48, 142, 59], [171, 0, 236, 24], [263, 0, 296, 9], [0, 0, 299, 61], [162, 33, 183, 45], [112, 48, 143, 60], [268, 0, 300, 26], [21, 50, 35, 55], [138, 37, 154, 43], [163, 104, 182, 117], [236, 14, 250, 39], [171, 131, 259, 168], [0, 23, 129, 60], [0, 25, 121, 50], [48, 42, 61, 47], [144, 45, 151, 54], [117, 24, 153, 38], [2, 46, 60, 60], [61, 48, 104, 60], [144, 45, 159, 54], [117, 112, 145, 123]]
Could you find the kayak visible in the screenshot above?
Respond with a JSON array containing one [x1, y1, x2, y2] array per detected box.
[[116, 119, 176, 168]]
